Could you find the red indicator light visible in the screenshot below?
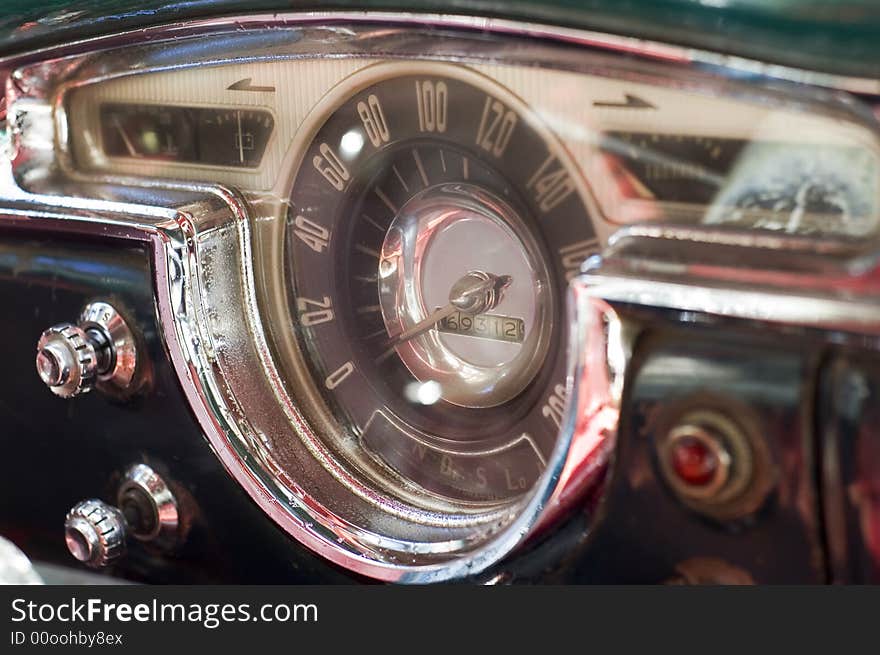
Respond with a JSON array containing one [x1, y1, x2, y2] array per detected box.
[[669, 435, 719, 488]]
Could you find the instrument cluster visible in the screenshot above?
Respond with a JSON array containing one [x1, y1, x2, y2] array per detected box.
[[68, 56, 880, 242]]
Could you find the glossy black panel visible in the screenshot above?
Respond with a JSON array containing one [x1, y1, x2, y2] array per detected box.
[[571, 325, 826, 584], [0, 232, 355, 583]]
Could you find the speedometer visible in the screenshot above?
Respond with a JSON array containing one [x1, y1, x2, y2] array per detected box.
[[283, 63, 598, 509]]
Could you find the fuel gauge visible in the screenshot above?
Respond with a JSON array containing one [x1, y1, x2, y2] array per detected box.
[[197, 108, 274, 168], [100, 104, 196, 162]]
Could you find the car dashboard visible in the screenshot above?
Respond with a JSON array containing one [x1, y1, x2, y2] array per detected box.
[[1, 8, 879, 584]]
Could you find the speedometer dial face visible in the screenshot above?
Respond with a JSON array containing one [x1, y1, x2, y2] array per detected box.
[[285, 63, 597, 508]]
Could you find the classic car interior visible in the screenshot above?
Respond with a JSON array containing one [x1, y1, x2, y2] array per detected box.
[[1, 1, 879, 585]]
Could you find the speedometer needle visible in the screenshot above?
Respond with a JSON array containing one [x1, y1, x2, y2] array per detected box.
[[377, 271, 512, 362]]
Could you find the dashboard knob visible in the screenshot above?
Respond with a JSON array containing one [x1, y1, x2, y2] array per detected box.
[[35, 301, 139, 399], [64, 499, 127, 568], [35, 324, 101, 398]]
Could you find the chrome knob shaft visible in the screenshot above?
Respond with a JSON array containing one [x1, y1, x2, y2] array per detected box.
[[64, 499, 127, 569]]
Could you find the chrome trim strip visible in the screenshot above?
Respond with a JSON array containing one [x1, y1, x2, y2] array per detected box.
[[1, 11, 878, 96], [581, 275, 880, 335]]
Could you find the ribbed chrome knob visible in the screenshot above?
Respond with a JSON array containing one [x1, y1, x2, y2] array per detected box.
[[36, 302, 139, 400], [64, 499, 127, 569], [35, 324, 100, 398]]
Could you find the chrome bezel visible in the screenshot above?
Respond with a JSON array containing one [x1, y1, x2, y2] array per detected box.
[[1, 12, 879, 582], [79, 301, 138, 394], [118, 463, 180, 546], [268, 60, 575, 517], [658, 421, 733, 501]]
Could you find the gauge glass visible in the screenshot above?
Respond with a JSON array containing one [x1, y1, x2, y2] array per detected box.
[[100, 104, 197, 162], [704, 143, 880, 238], [99, 103, 274, 168], [598, 131, 880, 238], [284, 63, 598, 508]]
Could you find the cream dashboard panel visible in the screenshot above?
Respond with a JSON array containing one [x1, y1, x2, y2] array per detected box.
[[67, 57, 877, 237]]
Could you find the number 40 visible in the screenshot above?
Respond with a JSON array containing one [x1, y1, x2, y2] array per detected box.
[[293, 214, 330, 253]]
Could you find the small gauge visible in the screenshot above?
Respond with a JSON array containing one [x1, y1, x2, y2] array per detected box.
[[600, 132, 747, 205], [100, 104, 196, 162], [197, 108, 275, 168], [705, 143, 880, 238], [99, 103, 273, 168]]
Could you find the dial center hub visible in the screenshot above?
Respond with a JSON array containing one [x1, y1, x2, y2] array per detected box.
[[378, 183, 552, 408]]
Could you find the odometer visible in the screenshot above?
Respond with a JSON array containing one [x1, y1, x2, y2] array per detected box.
[[284, 63, 598, 508]]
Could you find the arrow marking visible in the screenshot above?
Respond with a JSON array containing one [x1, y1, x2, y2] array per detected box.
[[227, 78, 275, 92], [593, 93, 656, 109]]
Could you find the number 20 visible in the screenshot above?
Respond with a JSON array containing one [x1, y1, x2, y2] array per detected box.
[[297, 296, 334, 326]]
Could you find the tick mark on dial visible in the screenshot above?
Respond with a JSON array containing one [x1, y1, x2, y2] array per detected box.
[[462, 156, 470, 180], [362, 327, 388, 340], [412, 149, 430, 187], [357, 304, 382, 314], [439, 149, 447, 172], [362, 214, 387, 232], [374, 347, 398, 365], [392, 165, 410, 193], [374, 187, 399, 214], [355, 244, 380, 258]]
